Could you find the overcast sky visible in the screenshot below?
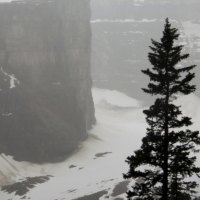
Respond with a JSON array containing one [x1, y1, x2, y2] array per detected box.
[[0, 0, 12, 2]]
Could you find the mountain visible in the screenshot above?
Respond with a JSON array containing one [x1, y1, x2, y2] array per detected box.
[[0, 0, 95, 163], [91, 0, 200, 102]]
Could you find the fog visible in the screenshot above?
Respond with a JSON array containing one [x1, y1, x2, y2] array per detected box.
[[0, 0, 200, 199], [91, 0, 200, 103]]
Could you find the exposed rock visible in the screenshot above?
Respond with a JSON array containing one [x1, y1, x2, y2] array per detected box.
[[93, 152, 112, 159], [72, 190, 108, 200], [0, 0, 95, 163], [1, 175, 52, 196], [111, 180, 130, 197]]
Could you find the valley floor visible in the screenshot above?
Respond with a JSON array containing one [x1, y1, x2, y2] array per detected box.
[[0, 88, 200, 200]]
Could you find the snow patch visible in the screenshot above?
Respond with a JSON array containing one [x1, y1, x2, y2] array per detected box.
[[1, 67, 20, 89], [182, 21, 200, 50], [2, 113, 13, 117], [92, 87, 141, 108], [175, 94, 200, 123]]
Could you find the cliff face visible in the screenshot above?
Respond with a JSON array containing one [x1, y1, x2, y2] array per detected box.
[[0, 0, 95, 163]]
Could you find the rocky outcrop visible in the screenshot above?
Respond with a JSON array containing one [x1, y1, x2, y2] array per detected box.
[[0, 0, 95, 163]]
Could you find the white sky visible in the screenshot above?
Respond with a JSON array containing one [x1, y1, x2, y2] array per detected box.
[[0, 0, 11, 2]]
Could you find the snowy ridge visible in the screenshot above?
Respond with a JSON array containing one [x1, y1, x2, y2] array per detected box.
[[91, 18, 157, 24], [91, 18, 178, 24]]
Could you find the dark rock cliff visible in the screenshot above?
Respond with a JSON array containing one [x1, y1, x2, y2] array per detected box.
[[0, 0, 95, 163]]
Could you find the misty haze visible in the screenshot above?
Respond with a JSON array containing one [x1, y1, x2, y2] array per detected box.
[[0, 0, 200, 200]]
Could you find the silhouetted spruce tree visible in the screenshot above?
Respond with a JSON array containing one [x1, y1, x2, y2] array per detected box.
[[124, 18, 200, 200]]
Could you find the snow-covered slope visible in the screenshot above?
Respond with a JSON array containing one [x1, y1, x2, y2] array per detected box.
[[0, 88, 200, 199]]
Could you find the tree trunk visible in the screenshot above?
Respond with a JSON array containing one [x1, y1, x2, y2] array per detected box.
[[163, 120, 169, 200], [163, 63, 170, 200]]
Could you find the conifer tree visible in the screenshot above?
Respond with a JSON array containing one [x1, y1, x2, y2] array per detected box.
[[124, 18, 200, 200]]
